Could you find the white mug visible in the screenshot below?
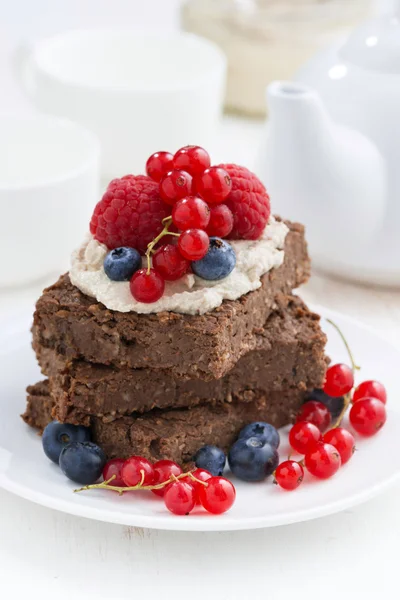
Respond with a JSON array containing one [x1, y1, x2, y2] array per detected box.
[[0, 114, 100, 287], [15, 30, 227, 180]]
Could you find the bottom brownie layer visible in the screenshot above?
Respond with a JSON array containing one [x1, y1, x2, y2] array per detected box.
[[23, 380, 305, 464]]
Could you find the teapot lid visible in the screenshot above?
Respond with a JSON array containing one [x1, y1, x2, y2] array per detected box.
[[339, 7, 400, 74]]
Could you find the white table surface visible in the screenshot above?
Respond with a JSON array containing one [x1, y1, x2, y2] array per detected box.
[[1, 116, 400, 600]]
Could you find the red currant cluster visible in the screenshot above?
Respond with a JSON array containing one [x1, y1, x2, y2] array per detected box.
[[130, 146, 235, 303], [79, 454, 236, 516], [275, 324, 388, 490]]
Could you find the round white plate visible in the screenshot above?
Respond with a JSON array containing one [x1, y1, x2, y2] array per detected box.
[[0, 305, 399, 531]]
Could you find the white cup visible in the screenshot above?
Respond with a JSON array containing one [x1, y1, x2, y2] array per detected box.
[[16, 30, 227, 180], [0, 114, 100, 287]]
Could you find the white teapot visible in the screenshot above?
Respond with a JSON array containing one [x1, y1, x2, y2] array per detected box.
[[260, 3, 400, 285]]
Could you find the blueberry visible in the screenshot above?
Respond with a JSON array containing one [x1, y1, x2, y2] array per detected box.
[[305, 388, 345, 421], [104, 247, 141, 281], [59, 442, 106, 485], [192, 237, 236, 281], [228, 437, 279, 482], [194, 445, 226, 476], [238, 421, 280, 449], [42, 421, 91, 464]]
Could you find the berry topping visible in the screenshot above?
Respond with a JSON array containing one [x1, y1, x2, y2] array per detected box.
[[190, 468, 212, 503], [304, 389, 345, 421], [130, 268, 165, 303], [178, 228, 210, 260], [172, 196, 210, 230], [275, 460, 304, 491], [191, 237, 236, 281], [304, 442, 341, 479], [198, 476, 236, 514], [228, 437, 279, 482], [194, 445, 226, 477], [103, 458, 126, 487], [173, 145, 211, 177], [59, 441, 106, 485], [353, 380, 387, 404], [152, 243, 190, 281], [323, 428, 355, 465], [323, 363, 354, 397], [146, 151, 174, 182], [90, 175, 169, 253], [289, 421, 322, 455], [296, 400, 332, 433], [121, 456, 155, 487], [103, 247, 141, 282], [238, 421, 280, 449], [159, 169, 192, 205], [349, 397, 387, 436], [151, 460, 183, 497], [196, 166, 232, 204], [206, 204, 234, 238], [219, 164, 271, 240], [42, 421, 91, 465], [163, 480, 196, 515]]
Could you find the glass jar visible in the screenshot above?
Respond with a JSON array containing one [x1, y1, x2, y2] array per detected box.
[[181, 0, 372, 117]]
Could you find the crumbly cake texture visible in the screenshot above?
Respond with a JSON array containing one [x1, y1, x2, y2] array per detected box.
[[24, 381, 307, 464], [34, 297, 328, 425], [32, 219, 310, 381]]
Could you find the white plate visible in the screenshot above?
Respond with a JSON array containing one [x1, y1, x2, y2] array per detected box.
[[0, 305, 399, 532]]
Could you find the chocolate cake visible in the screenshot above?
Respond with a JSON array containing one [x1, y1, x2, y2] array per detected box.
[[33, 297, 328, 425], [32, 220, 309, 381], [24, 381, 307, 464]]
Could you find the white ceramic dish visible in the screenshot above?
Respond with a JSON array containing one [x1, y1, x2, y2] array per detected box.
[[16, 30, 227, 178], [0, 305, 399, 532], [0, 114, 99, 287]]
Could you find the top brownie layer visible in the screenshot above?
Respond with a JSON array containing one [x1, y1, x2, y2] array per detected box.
[[32, 219, 310, 380]]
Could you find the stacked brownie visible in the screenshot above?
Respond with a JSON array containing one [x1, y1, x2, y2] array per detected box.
[[23, 220, 328, 465]]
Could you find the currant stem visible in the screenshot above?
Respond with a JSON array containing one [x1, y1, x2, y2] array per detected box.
[[326, 319, 360, 373], [73, 469, 208, 495], [331, 392, 352, 429], [145, 216, 180, 274]]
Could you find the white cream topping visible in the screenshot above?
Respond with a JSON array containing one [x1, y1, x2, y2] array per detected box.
[[69, 217, 289, 315]]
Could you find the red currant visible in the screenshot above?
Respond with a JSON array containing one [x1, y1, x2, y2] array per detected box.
[[152, 244, 190, 281], [151, 460, 183, 497], [275, 461, 304, 491], [196, 167, 232, 204], [159, 170, 192, 205], [102, 458, 126, 487], [163, 480, 196, 515], [146, 151, 174, 182], [198, 476, 236, 514], [289, 421, 322, 455], [323, 363, 354, 397], [130, 268, 165, 303], [190, 468, 212, 504], [296, 401, 332, 432], [172, 196, 210, 231], [305, 442, 341, 479], [353, 380, 387, 405], [173, 145, 211, 177], [349, 397, 387, 436], [206, 204, 234, 238], [178, 229, 209, 260], [121, 456, 154, 487], [323, 428, 355, 465]]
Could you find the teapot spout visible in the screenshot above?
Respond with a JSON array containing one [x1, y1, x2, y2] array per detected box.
[[260, 81, 387, 262]]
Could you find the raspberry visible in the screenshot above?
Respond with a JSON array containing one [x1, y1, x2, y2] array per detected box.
[[90, 175, 170, 253], [218, 164, 271, 240]]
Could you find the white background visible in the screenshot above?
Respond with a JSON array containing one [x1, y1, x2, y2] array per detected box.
[[1, 1, 399, 598]]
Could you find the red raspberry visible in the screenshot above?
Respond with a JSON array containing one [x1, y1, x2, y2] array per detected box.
[[90, 175, 170, 253], [218, 164, 271, 240]]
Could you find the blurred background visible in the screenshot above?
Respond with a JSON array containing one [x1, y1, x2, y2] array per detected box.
[[0, 0, 399, 341]]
